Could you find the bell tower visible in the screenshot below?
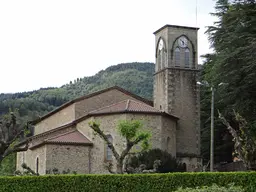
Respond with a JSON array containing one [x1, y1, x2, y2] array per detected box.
[[153, 25, 201, 167]]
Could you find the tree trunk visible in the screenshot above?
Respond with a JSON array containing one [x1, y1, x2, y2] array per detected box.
[[116, 160, 123, 174]]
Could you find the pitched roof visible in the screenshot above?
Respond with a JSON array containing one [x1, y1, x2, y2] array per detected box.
[[29, 130, 92, 150], [31, 86, 153, 125], [89, 99, 160, 114], [46, 130, 92, 144]]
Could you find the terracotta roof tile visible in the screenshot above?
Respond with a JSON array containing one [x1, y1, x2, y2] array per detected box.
[[46, 130, 92, 144], [29, 130, 92, 150], [89, 99, 160, 114]]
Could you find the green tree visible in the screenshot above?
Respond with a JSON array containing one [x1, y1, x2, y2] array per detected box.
[[219, 111, 256, 170], [89, 120, 151, 174], [0, 113, 30, 164], [200, 55, 234, 165], [206, 0, 256, 121], [200, 0, 256, 165]]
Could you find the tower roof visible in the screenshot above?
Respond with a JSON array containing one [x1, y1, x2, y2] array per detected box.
[[153, 24, 199, 35]]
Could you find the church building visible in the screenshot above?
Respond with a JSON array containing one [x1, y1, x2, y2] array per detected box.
[[16, 24, 201, 174]]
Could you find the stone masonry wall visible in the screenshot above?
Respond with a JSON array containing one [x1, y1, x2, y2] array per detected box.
[[45, 144, 91, 174], [161, 116, 177, 156], [77, 115, 127, 174], [125, 114, 167, 152], [154, 26, 200, 157], [34, 104, 75, 135], [76, 113, 176, 174], [154, 70, 168, 112], [168, 69, 200, 155], [177, 157, 201, 172], [16, 145, 46, 175]]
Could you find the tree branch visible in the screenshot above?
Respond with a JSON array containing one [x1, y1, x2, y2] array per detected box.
[[6, 129, 24, 145], [0, 140, 7, 148], [104, 162, 115, 174], [89, 121, 120, 160], [2, 141, 29, 161], [218, 110, 245, 164], [120, 136, 147, 161]]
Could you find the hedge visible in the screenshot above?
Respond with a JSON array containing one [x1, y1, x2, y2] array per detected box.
[[0, 172, 255, 192]]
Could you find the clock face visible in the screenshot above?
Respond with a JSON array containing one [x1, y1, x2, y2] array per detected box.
[[178, 36, 188, 48], [158, 39, 163, 50]]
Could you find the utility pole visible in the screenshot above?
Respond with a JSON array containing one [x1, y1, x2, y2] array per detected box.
[[210, 87, 215, 172], [197, 82, 227, 171]]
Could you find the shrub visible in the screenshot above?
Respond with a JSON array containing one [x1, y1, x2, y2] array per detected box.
[[0, 172, 254, 192], [127, 148, 185, 173], [175, 183, 244, 192]]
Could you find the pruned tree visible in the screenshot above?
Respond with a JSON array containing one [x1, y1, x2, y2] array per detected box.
[[0, 112, 30, 164], [218, 110, 256, 170], [89, 120, 151, 174]]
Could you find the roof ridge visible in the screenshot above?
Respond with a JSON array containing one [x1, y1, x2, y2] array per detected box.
[[89, 99, 129, 114]]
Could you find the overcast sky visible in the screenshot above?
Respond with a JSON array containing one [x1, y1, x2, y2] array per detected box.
[[0, 0, 216, 94]]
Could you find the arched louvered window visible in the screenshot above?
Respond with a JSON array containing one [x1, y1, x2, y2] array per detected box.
[[106, 135, 113, 161], [185, 48, 190, 68], [174, 47, 180, 67], [157, 38, 164, 70], [159, 50, 162, 69]]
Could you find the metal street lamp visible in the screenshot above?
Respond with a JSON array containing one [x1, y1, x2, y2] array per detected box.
[[197, 81, 227, 172]]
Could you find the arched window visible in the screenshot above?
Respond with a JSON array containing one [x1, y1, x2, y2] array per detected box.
[[157, 38, 164, 70], [106, 135, 113, 161], [166, 137, 170, 151], [36, 157, 39, 174], [185, 48, 190, 68], [159, 50, 162, 69], [174, 47, 180, 67]]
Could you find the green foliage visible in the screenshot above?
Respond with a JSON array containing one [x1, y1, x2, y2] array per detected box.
[[127, 148, 185, 173], [0, 62, 154, 122], [219, 111, 256, 169], [206, 0, 256, 122], [118, 120, 151, 151], [0, 154, 16, 176], [45, 168, 77, 175], [201, 0, 256, 164], [0, 172, 254, 192], [175, 183, 244, 192]]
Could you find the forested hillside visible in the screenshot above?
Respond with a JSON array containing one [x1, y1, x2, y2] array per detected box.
[[0, 62, 154, 123]]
